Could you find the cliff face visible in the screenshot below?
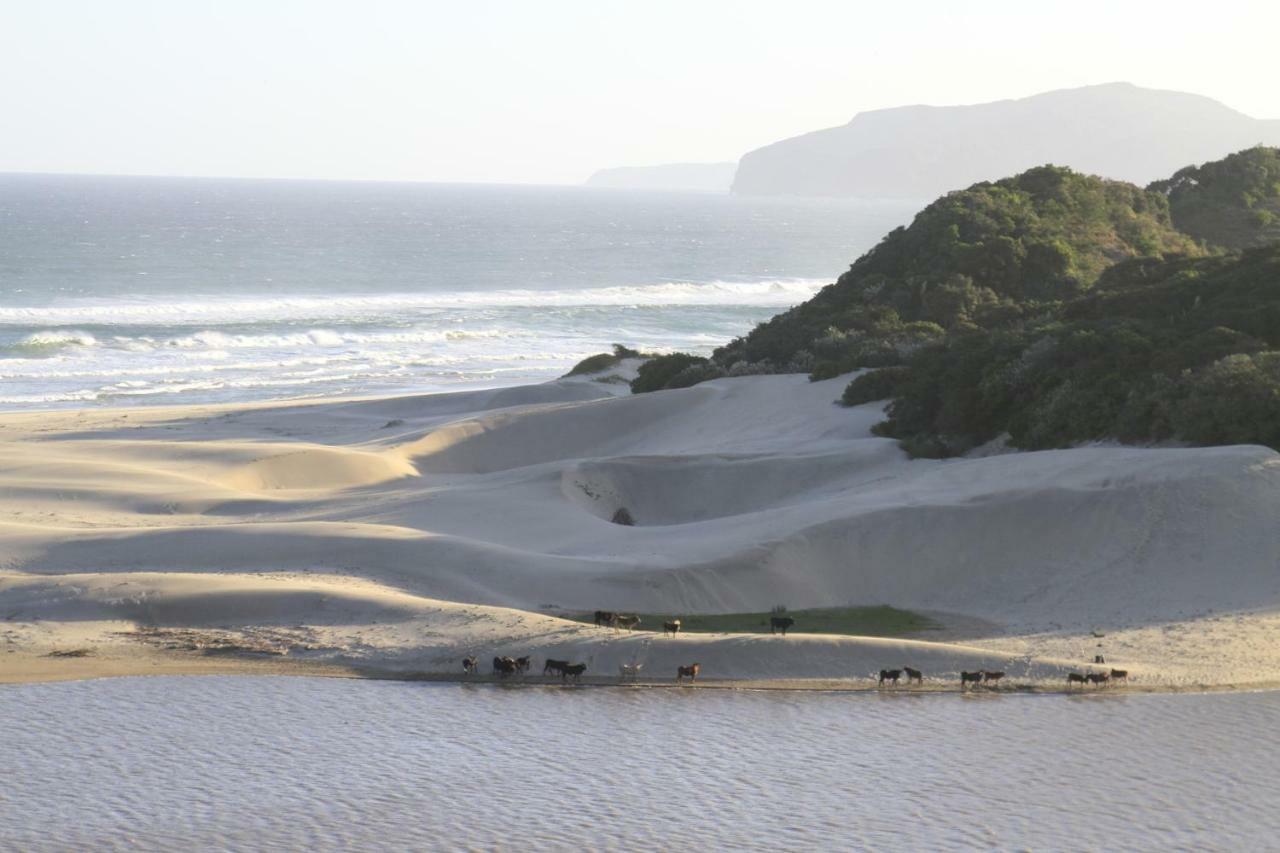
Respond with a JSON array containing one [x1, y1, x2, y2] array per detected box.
[[585, 162, 737, 192], [732, 83, 1280, 199]]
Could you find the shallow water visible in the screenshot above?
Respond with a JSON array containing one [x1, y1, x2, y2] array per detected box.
[[2, 677, 1277, 851]]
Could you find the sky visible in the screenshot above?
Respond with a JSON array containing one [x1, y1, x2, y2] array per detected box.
[[1, 0, 1277, 185]]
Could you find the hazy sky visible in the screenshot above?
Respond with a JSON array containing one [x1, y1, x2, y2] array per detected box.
[[2, 0, 1277, 184]]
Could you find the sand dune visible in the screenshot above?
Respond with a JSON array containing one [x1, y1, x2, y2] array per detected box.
[[2, 371, 1279, 688]]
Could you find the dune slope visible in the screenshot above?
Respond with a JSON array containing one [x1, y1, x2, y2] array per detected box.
[[2, 373, 1278, 688]]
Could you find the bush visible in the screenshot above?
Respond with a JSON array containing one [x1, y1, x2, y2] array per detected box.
[[841, 366, 911, 406], [564, 344, 647, 377], [565, 352, 621, 377], [631, 353, 712, 393]]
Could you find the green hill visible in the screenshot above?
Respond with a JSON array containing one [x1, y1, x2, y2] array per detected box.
[[866, 246, 1280, 455], [710, 164, 1201, 379], [1150, 146, 1280, 250], [631, 148, 1280, 457]]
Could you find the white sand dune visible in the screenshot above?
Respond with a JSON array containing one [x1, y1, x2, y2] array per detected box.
[[2, 371, 1279, 688]]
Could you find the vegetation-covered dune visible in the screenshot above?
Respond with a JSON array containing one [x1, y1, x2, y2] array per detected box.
[[1153, 146, 1280, 250], [621, 147, 1280, 456]]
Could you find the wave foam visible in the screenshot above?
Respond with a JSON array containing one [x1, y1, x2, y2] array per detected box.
[[0, 279, 825, 327]]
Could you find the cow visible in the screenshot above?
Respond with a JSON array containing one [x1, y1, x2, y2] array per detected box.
[[903, 666, 924, 684], [561, 663, 587, 683], [1086, 672, 1111, 687], [492, 656, 517, 677], [677, 663, 701, 682], [618, 662, 643, 681], [878, 669, 902, 687], [462, 656, 479, 675], [1067, 672, 1088, 686], [1109, 668, 1129, 683], [770, 616, 795, 636], [614, 614, 642, 631], [982, 671, 1006, 685], [960, 671, 984, 688], [543, 659, 570, 676], [513, 656, 531, 676], [594, 611, 618, 628], [663, 619, 682, 637]]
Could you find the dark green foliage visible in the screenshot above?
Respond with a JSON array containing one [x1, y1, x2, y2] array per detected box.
[[564, 344, 647, 377], [1172, 353, 1280, 448], [876, 246, 1280, 455], [631, 353, 712, 393], [841, 366, 912, 406], [1150, 147, 1280, 250], [719, 164, 1200, 370]]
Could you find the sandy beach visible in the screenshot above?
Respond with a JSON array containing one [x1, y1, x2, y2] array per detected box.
[[3, 366, 1279, 691]]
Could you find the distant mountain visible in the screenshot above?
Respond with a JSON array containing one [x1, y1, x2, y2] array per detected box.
[[585, 162, 737, 192], [732, 83, 1280, 198]]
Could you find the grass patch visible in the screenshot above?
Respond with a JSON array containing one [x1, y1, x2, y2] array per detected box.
[[567, 605, 938, 637]]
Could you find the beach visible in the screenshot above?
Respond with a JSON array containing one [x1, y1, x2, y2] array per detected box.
[[4, 365, 1279, 691]]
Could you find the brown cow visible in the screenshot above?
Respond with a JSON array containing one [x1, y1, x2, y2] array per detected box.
[[1067, 672, 1088, 686], [982, 671, 1006, 685], [663, 619, 682, 637], [462, 656, 479, 675], [1086, 672, 1110, 687], [1110, 668, 1129, 683], [677, 663, 701, 681], [513, 656, 531, 676], [960, 671, 984, 688]]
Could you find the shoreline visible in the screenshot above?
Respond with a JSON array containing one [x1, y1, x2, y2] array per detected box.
[[8, 647, 1280, 696]]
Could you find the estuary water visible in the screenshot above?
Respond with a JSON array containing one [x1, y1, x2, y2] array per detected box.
[[0, 175, 918, 408], [2, 676, 1277, 851]]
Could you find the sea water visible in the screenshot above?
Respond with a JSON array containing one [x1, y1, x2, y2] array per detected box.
[[0, 175, 919, 408], [2, 677, 1277, 851]]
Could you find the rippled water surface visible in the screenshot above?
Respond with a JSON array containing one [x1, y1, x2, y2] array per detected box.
[[2, 677, 1278, 851]]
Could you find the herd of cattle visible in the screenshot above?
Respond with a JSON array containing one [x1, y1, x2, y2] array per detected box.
[[459, 611, 1131, 688], [592, 611, 797, 636]]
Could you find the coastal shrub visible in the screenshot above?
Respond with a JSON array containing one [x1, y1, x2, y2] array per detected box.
[[719, 163, 1201, 370], [1151, 146, 1280, 250], [565, 352, 622, 377], [564, 343, 647, 377], [841, 366, 911, 406], [631, 353, 711, 393], [664, 361, 728, 390], [872, 245, 1280, 455], [1170, 352, 1280, 448]]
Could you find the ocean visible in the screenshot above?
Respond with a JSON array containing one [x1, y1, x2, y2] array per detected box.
[[0, 174, 919, 409], [3, 677, 1277, 851]]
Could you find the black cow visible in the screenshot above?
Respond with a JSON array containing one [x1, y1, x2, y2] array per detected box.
[[770, 616, 795, 636]]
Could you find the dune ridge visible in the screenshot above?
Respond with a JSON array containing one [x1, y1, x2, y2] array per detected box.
[[2, 372, 1279, 688]]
